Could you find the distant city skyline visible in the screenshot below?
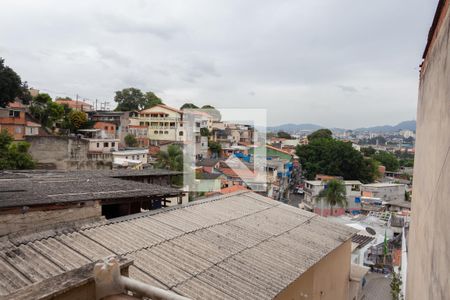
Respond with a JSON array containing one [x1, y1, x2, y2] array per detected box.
[[0, 0, 438, 127]]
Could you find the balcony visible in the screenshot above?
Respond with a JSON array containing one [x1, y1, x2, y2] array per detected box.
[[139, 116, 181, 121]]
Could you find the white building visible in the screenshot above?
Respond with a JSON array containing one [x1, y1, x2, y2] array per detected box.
[[361, 183, 406, 203], [303, 180, 362, 216], [399, 129, 415, 139], [112, 149, 148, 169], [78, 129, 119, 153]]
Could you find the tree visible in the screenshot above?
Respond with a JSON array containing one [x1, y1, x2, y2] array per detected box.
[[277, 131, 292, 139], [144, 91, 163, 108], [208, 140, 222, 158], [124, 134, 138, 147], [156, 144, 183, 171], [180, 103, 198, 110], [390, 269, 403, 300], [201, 105, 221, 121], [0, 58, 22, 108], [68, 110, 87, 130], [0, 129, 35, 170], [30, 93, 64, 129], [361, 146, 376, 157], [296, 138, 377, 183], [373, 151, 400, 171], [114, 88, 162, 111], [20, 81, 33, 105], [307, 129, 333, 141], [200, 127, 210, 137], [317, 179, 347, 216]]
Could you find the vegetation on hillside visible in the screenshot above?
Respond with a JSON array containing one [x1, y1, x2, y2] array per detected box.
[[0, 58, 32, 107], [277, 131, 292, 139], [0, 129, 35, 170], [296, 129, 378, 182], [307, 128, 333, 141], [124, 134, 138, 147], [114, 88, 163, 111]]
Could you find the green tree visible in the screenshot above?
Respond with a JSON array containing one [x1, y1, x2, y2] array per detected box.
[[208, 140, 222, 158], [124, 134, 138, 147], [0, 58, 23, 107], [296, 138, 376, 183], [30, 93, 64, 129], [20, 81, 33, 105], [307, 129, 333, 141], [180, 103, 198, 110], [114, 88, 162, 111], [390, 269, 403, 300], [200, 127, 210, 137], [277, 131, 292, 139], [373, 151, 400, 171], [201, 105, 221, 121], [0, 129, 35, 170], [144, 91, 163, 108], [361, 146, 376, 157], [156, 144, 183, 171], [68, 110, 88, 130], [317, 179, 347, 216]]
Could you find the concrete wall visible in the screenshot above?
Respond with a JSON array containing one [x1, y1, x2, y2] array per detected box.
[[407, 3, 450, 299], [26, 136, 113, 170], [0, 201, 101, 237], [361, 184, 405, 202], [274, 240, 351, 300], [27, 136, 74, 169]]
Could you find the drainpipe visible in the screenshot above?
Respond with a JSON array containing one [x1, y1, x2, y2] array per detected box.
[[94, 256, 191, 300], [121, 276, 190, 300]]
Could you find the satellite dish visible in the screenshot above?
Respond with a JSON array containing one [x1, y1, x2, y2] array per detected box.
[[366, 227, 376, 235]]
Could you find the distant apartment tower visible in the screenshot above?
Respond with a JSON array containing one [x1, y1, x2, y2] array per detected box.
[[407, 1, 450, 299]]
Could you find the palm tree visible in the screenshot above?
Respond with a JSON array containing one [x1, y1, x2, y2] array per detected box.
[[317, 179, 347, 216], [155, 144, 183, 171]]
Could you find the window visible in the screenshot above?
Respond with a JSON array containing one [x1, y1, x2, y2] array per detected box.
[[15, 127, 22, 133], [9, 110, 20, 118], [97, 143, 100, 148], [164, 131, 168, 134], [154, 131, 158, 134], [104, 126, 108, 130], [104, 142, 109, 147], [111, 126, 114, 130], [159, 131, 163, 134], [179, 131, 184, 136], [111, 142, 115, 147]]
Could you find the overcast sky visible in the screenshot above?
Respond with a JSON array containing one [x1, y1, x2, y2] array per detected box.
[[0, 0, 438, 128]]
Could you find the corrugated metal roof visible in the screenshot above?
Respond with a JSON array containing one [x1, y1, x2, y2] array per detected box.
[[0, 191, 356, 298]]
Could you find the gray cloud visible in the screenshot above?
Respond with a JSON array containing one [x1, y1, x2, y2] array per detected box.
[[337, 85, 358, 93], [99, 14, 181, 40], [0, 0, 438, 128]]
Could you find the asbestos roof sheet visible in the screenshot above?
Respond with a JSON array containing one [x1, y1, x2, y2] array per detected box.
[[0, 191, 356, 298], [0, 175, 182, 208]]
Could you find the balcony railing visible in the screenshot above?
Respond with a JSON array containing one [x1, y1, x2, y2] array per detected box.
[[139, 116, 181, 121]]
